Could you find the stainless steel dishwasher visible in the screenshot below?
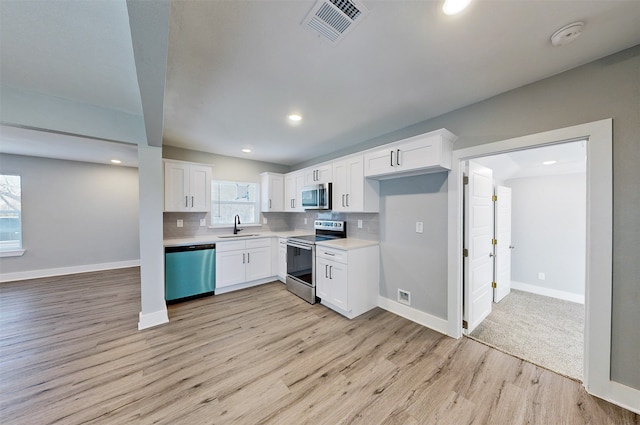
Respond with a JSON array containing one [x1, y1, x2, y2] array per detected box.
[[165, 243, 216, 303]]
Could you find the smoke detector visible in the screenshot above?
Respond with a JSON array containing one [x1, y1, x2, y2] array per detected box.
[[302, 0, 369, 45], [550, 22, 585, 46]]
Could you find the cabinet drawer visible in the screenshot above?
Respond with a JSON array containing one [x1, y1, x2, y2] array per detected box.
[[317, 247, 348, 264], [246, 238, 271, 249], [216, 240, 245, 252]]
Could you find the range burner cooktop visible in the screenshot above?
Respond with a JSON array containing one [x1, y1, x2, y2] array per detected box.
[[287, 220, 347, 245], [288, 234, 340, 244]]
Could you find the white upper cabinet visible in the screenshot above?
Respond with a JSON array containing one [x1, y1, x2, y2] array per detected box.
[[303, 163, 332, 185], [332, 154, 379, 213], [260, 172, 284, 212], [164, 160, 212, 212], [284, 171, 305, 212], [363, 129, 456, 179]]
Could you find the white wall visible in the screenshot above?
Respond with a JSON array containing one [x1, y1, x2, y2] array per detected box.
[[507, 173, 586, 300], [0, 153, 140, 279]]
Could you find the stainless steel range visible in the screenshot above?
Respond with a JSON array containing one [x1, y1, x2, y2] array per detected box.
[[286, 220, 346, 304]]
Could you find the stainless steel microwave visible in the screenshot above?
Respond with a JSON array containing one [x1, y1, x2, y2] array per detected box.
[[301, 183, 332, 210]]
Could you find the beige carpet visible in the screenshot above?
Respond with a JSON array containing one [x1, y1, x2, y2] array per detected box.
[[468, 289, 584, 381]]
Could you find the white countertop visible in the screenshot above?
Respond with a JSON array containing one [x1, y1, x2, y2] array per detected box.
[[315, 238, 379, 250], [163, 230, 312, 247]]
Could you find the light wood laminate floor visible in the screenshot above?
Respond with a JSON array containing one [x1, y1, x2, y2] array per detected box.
[[0, 267, 637, 424]]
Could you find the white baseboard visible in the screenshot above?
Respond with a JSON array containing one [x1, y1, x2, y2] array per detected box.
[[138, 308, 169, 330], [589, 380, 640, 415], [377, 296, 448, 335], [511, 280, 584, 304], [0, 260, 141, 283], [214, 276, 279, 295]]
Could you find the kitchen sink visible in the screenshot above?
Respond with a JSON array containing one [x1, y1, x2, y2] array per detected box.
[[217, 234, 261, 239]]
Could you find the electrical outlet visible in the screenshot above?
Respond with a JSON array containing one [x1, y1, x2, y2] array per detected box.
[[177, 219, 183, 228], [416, 222, 424, 233], [199, 218, 206, 227], [538, 272, 546, 280], [304, 218, 307, 224], [357, 219, 363, 229], [398, 289, 411, 306]]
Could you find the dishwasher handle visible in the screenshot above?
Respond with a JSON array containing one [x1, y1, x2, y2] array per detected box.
[[165, 244, 216, 253]]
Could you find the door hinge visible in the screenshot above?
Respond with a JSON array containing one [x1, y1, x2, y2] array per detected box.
[[492, 282, 497, 288], [463, 176, 469, 185], [462, 320, 468, 329], [492, 239, 497, 245], [463, 248, 469, 257], [492, 195, 498, 202]]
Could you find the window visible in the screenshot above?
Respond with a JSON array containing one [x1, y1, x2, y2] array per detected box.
[[0, 174, 22, 253], [210, 180, 260, 226]]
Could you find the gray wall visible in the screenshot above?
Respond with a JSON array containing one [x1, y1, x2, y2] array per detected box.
[[0, 153, 140, 274], [379, 173, 449, 318], [295, 45, 640, 389], [508, 174, 586, 296]]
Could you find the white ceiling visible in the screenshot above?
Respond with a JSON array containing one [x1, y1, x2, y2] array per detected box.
[[0, 125, 139, 168], [0, 0, 142, 115], [0, 0, 639, 168], [473, 140, 586, 180]]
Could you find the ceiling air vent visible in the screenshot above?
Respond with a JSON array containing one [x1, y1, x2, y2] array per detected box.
[[302, 0, 369, 45]]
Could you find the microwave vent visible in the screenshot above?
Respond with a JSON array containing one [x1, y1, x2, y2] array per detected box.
[[302, 0, 369, 45]]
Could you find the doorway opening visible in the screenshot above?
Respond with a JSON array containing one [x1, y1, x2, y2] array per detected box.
[[446, 119, 613, 397], [462, 141, 586, 380]]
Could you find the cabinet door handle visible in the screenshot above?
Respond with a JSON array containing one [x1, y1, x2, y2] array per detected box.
[[396, 149, 401, 166], [185, 196, 188, 207], [243, 253, 246, 264], [346, 194, 349, 207], [325, 264, 328, 278], [390, 150, 394, 166], [342, 194, 345, 207], [247, 252, 250, 263], [269, 199, 272, 209], [191, 196, 194, 207], [329, 265, 333, 279], [324, 252, 335, 256]]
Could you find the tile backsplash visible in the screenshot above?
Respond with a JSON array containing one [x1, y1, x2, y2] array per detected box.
[[163, 211, 379, 241]]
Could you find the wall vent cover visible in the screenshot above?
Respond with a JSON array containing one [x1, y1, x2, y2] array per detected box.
[[302, 0, 369, 45]]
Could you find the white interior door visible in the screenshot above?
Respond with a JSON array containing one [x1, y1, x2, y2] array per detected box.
[[463, 161, 494, 333], [494, 186, 512, 302]]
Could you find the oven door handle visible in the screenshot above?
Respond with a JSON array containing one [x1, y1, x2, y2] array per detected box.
[[287, 241, 313, 251]]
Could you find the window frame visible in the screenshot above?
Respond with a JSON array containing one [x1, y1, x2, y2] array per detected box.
[[209, 180, 261, 228], [0, 174, 25, 257]]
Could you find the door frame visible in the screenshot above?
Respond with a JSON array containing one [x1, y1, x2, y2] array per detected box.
[[446, 119, 630, 406]]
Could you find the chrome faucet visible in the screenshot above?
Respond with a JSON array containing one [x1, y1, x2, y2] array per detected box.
[[233, 215, 242, 235]]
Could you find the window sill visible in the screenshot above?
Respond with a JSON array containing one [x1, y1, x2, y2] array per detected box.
[[0, 249, 25, 258]]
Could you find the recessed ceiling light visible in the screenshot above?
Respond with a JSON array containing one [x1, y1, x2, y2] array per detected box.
[[443, 0, 472, 15], [110, 159, 122, 164], [241, 148, 252, 153], [543, 160, 557, 165], [288, 114, 302, 122]]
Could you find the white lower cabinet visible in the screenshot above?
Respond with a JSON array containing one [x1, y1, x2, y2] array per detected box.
[[216, 238, 272, 289], [315, 244, 379, 319], [277, 237, 287, 283]]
